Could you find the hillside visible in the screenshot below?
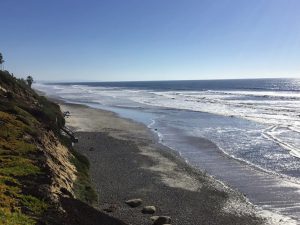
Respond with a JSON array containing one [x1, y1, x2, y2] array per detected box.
[[0, 70, 127, 225]]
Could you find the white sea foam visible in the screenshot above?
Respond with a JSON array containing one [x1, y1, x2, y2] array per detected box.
[[127, 90, 300, 159], [263, 126, 300, 159], [34, 83, 300, 161]]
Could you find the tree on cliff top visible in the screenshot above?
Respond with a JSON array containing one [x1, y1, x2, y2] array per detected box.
[[26, 75, 33, 88], [0, 53, 4, 70]]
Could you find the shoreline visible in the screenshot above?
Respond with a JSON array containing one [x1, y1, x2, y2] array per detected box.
[[60, 102, 274, 225], [78, 101, 300, 224]]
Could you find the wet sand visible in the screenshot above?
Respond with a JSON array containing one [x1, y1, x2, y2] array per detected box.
[[61, 103, 266, 225]]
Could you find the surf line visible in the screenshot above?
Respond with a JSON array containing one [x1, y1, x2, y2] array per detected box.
[[262, 125, 300, 159]]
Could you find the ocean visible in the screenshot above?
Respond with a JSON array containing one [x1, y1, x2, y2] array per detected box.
[[35, 78, 300, 223]]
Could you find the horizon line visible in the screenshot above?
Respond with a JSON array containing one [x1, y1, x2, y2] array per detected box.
[[37, 77, 299, 83]]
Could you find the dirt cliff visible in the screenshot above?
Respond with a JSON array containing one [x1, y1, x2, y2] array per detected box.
[[0, 70, 127, 225]]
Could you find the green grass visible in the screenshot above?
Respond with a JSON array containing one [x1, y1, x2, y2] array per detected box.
[[0, 157, 40, 177], [19, 195, 48, 216], [59, 134, 97, 204], [0, 209, 35, 225], [70, 149, 97, 204], [0, 106, 46, 224]]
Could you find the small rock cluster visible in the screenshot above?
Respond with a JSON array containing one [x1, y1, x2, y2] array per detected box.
[[124, 198, 172, 225]]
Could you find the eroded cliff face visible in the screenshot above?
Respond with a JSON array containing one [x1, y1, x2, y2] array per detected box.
[[39, 131, 77, 202]]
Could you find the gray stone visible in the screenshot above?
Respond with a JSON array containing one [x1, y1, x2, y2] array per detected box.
[[125, 198, 142, 207], [150, 216, 159, 221], [142, 206, 156, 214], [103, 204, 117, 213], [152, 216, 171, 225]]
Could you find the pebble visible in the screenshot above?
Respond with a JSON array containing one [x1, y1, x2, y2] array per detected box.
[[125, 198, 142, 207], [150, 216, 159, 221], [152, 216, 171, 225], [142, 206, 156, 214], [103, 204, 117, 213]]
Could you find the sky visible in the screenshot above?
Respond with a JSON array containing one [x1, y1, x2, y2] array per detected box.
[[1, 0, 300, 81]]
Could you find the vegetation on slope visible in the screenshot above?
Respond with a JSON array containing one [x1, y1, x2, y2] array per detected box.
[[0, 70, 96, 224]]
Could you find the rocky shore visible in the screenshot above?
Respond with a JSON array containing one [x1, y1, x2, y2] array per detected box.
[[61, 103, 267, 225]]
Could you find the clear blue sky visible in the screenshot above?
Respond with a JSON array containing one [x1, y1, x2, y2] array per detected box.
[[1, 0, 300, 81]]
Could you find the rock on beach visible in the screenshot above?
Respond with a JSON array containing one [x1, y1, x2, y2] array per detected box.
[[125, 198, 142, 208], [142, 206, 156, 214], [152, 216, 171, 225]]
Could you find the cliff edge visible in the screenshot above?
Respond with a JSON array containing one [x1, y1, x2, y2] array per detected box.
[[0, 70, 126, 225]]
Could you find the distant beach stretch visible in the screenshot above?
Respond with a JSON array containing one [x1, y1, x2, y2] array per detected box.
[[36, 78, 300, 224]]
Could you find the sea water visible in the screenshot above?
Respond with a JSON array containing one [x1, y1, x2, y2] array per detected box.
[[34, 79, 300, 223]]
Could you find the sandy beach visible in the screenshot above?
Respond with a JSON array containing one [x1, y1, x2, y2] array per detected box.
[[61, 103, 266, 225]]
